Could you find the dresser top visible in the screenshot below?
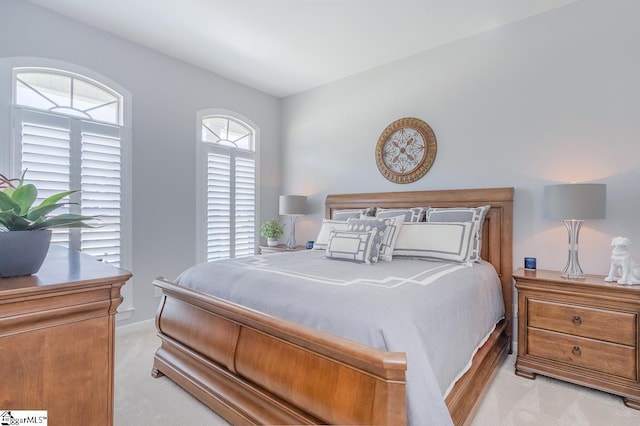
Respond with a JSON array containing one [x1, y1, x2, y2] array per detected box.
[[0, 244, 132, 296]]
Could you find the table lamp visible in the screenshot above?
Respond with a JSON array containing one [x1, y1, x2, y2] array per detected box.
[[544, 183, 606, 279], [279, 195, 306, 249]]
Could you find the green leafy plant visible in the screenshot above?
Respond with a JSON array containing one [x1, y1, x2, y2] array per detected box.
[[0, 171, 98, 231], [260, 219, 284, 239]]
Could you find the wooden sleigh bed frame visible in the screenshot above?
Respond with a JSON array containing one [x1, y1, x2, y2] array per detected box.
[[152, 187, 514, 425]]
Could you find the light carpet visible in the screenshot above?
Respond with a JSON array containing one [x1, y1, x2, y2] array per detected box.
[[115, 321, 640, 426]]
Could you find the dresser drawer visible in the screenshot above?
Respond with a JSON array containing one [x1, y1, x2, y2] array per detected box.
[[528, 299, 637, 346], [528, 328, 637, 380]]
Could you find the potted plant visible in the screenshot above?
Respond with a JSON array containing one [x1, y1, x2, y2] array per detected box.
[[260, 219, 284, 247], [0, 171, 98, 277]]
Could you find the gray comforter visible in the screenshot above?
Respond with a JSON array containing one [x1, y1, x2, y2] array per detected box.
[[176, 249, 504, 426]]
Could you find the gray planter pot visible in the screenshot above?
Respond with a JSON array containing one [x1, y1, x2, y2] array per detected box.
[[0, 230, 52, 277]]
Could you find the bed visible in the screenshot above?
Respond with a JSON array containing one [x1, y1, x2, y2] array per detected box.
[[152, 187, 514, 425]]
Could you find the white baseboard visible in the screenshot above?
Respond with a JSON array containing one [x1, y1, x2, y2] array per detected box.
[[115, 318, 155, 336]]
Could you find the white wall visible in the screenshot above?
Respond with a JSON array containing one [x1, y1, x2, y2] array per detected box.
[[281, 0, 640, 278], [0, 0, 282, 326]]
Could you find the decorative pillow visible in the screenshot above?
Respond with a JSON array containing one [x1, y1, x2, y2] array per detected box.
[[347, 215, 403, 261], [345, 217, 389, 263], [314, 219, 349, 250], [425, 205, 490, 262], [325, 229, 378, 264], [332, 207, 375, 221], [375, 207, 427, 222], [393, 222, 475, 264]]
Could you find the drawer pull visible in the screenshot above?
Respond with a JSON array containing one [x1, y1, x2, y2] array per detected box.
[[572, 346, 581, 356], [572, 315, 581, 325]]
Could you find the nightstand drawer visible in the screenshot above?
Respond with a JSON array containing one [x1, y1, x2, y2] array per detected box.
[[528, 328, 637, 380], [528, 299, 636, 346]]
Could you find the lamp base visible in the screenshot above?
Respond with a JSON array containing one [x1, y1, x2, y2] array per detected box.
[[561, 220, 586, 280], [561, 250, 586, 279], [286, 216, 297, 249]]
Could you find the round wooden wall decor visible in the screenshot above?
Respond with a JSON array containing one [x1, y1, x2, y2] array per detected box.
[[375, 117, 437, 184]]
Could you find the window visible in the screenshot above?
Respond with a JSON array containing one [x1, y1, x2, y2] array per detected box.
[[15, 70, 121, 124], [198, 111, 257, 261], [3, 62, 133, 319], [12, 68, 125, 263]]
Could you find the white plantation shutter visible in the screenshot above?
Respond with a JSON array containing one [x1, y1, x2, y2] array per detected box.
[[13, 108, 124, 266], [201, 113, 256, 261], [18, 109, 72, 245], [80, 122, 122, 264], [234, 154, 255, 258], [206, 151, 232, 260]]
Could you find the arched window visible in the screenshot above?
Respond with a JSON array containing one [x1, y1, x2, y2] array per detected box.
[[1, 60, 132, 319], [10, 67, 127, 265], [197, 111, 257, 261]]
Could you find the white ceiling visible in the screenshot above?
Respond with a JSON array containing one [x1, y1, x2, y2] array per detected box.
[[28, 0, 577, 98]]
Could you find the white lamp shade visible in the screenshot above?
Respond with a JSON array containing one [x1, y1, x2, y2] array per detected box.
[[279, 195, 306, 216], [544, 183, 606, 220]]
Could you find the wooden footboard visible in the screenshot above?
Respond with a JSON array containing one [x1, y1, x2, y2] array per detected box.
[[152, 278, 408, 425]]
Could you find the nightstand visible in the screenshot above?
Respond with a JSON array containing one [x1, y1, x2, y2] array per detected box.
[[259, 244, 305, 254], [514, 268, 640, 409]]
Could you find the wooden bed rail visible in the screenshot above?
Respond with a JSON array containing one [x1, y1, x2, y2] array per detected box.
[[153, 278, 408, 425]]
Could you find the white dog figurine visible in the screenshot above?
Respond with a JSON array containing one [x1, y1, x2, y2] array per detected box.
[[605, 236, 640, 285]]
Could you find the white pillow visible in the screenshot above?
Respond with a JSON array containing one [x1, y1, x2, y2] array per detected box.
[[393, 222, 475, 264], [313, 219, 349, 250], [325, 229, 378, 264], [347, 215, 403, 261], [425, 205, 490, 262]]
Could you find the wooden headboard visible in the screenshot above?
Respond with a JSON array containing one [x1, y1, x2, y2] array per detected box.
[[325, 187, 514, 344]]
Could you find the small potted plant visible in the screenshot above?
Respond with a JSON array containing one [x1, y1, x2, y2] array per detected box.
[[0, 171, 99, 277], [260, 219, 284, 247]]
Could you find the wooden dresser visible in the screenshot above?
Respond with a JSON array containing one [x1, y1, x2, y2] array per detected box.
[[0, 245, 132, 425], [514, 268, 640, 409]]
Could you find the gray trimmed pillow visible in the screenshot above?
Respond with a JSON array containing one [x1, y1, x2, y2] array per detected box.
[[425, 205, 490, 262], [325, 229, 378, 264], [393, 222, 475, 264], [375, 207, 427, 222], [345, 217, 390, 264], [347, 215, 402, 261], [313, 219, 349, 250], [332, 207, 375, 221]]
